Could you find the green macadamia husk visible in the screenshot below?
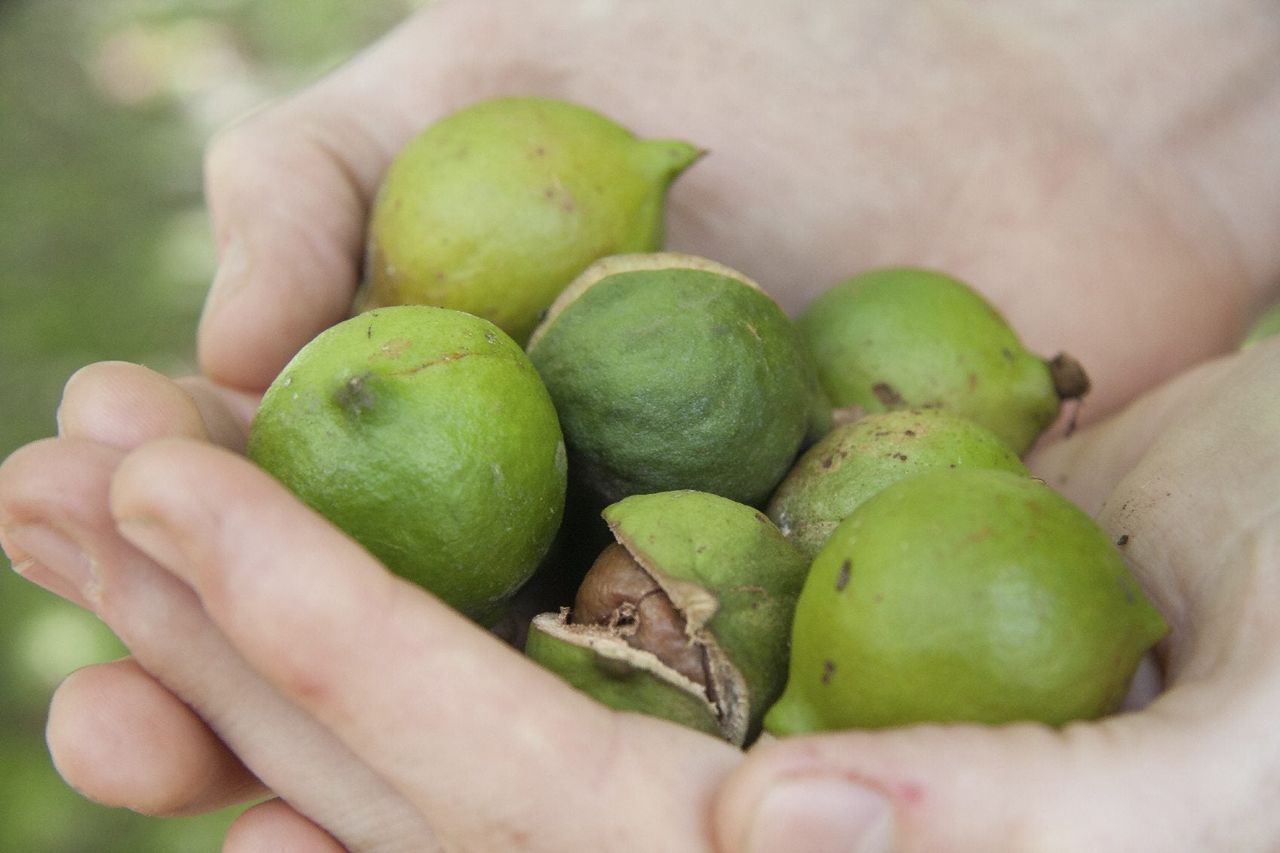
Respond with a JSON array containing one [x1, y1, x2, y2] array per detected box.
[[359, 97, 703, 345], [764, 468, 1167, 735], [1241, 301, 1280, 349], [247, 306, 566, 624], [525, 490, 810, 745], [798, 267, 1086, 454], [767, 409, 1028, 560], [527, 253, 824, 507]]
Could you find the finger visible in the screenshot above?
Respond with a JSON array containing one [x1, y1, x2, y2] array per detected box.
[[110, 438, 739, 850], [717, 343, 1280, 852], [715, 693, 1280, 853], [198, 9, 462, 390], [1032, 340, 1280, 665], [1, 437, 433, 848], [720, 607, 1280, 853], [57, 362, 210, 448], [1091, 340, 1280, 682], [223, 799, 345, 853], [1, 437, 112, 608], [175, 375, 259, 452], [56, 360, 257, 452], [47, 658, 266, 817], [1027, 348, 1245, 516]]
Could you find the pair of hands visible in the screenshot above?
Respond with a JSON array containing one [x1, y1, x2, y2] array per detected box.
[[3, 1, 1280, 849]]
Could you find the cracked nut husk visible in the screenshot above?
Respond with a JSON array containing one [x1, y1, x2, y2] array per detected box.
[[525, 489, 809, 746]]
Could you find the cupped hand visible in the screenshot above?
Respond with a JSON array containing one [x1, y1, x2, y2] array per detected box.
[[716, 339, 1280, 851], [11, 340, 1280, 852], [0, 361, 740, 851], [197, 0, 1278, 418], [3, 0, 1280, 850]]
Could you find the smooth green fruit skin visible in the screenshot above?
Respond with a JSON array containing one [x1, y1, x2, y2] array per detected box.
[[767, 409, 1028, 560], [799, 268, 1059, 454], [528, 267, 815, 506], [1241, 302, 1280, 349], [247, 306, 567, 623], [360, 96, 702, 345], [765, 468, 1167, 734]]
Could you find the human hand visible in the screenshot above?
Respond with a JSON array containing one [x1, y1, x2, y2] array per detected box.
[[10, 341, 1280, 851], [195, 0, 1279, 420], [0, 361, 740, 850], [3, 0, 1280, 849], [715, 338, 1280, 851]]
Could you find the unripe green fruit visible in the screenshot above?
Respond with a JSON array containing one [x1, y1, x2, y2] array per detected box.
[[247, 306, 567, 624], [359, 96, 703, 345], [527, 252, 825, 507], [798, 267, 1088, 454], [767, 409, 1028, 560], [1241, 301, 1280, 349], [526, 490, 809, 745], [765, 468, 1166, 734]]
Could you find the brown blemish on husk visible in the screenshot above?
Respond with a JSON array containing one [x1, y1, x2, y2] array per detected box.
[[872, 382, 904, 406], [835, 559, 851, 591], [1049, 353, 1091, 400]]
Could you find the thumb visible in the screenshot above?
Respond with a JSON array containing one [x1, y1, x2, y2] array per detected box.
[[197, 7, 466, 390], [716, 342, 1280, 853], [713, 689, 1267, 853]]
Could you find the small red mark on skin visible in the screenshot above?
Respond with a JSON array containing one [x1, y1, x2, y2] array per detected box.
[[897, 781, 925, 805]]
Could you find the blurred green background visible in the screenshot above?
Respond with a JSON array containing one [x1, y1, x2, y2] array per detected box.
[[0, 1, 419, 849]]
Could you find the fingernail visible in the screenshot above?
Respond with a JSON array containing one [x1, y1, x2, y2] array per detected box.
[[746, 776, 894, 853], [1, 525, 97, 598]]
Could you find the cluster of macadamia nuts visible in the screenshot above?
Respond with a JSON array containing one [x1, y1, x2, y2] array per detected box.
[[249, 95, 1165, 744]]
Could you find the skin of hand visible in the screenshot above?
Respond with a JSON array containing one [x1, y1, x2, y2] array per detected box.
[[1, 0, 1279, 849]]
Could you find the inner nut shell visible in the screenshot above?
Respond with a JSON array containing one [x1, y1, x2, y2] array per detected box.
[[572, 543, 709, 687]]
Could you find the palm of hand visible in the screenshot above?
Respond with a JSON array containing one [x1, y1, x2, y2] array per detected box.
[[1, 1, 1279, 850]]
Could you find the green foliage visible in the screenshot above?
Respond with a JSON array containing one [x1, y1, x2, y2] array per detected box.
[[0, 1, 420, 849]]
